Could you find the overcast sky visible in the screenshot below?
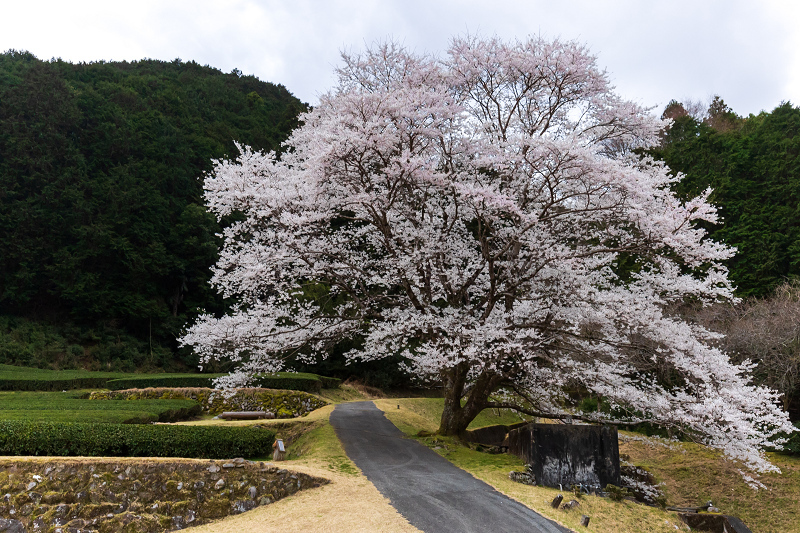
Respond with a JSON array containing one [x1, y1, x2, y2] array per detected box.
[[3, 0, 799, 116]]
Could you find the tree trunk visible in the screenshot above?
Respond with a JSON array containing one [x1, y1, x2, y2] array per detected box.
[[438, 365, 503, 437]]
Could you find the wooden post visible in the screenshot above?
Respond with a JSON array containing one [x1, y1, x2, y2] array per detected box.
[[272, 438, 286, 461], [551, 494, 563, 508]]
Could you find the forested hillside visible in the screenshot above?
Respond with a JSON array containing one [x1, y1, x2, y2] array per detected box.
[[651, 98, 800, 418], [0, 51, 306, 369], [653, 98, 800, 297]]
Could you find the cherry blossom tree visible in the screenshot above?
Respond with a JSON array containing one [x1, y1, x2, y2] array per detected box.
[[181, 36, 794, 476]]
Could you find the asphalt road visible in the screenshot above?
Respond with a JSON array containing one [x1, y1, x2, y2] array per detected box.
[[330, 401, 571, 533]]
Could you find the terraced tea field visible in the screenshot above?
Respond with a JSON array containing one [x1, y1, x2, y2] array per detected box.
[[0, 391, 200, 424]]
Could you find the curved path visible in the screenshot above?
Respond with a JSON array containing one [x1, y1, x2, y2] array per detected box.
[[330, 401, 570, 533]]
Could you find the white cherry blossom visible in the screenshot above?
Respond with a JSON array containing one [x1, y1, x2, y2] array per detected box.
[[181, 36, 794, 477]]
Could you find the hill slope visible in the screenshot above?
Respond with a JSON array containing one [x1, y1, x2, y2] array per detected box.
[[0, 51, 306, 369]]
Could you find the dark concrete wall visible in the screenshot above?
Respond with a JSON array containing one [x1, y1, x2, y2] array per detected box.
[[463, 421, 529, 446], [507, 423, 620, 489]]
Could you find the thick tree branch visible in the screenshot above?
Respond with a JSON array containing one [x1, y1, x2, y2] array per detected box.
[[483, 402, 643, 426]]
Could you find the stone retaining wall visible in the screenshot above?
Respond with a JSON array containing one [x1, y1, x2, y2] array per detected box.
[[508, 423, 620, 489], [463, 421, 530, 446], [0, 458, 328, 532]]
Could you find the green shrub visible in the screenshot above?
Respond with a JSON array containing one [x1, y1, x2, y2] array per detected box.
[[0, 421, 274, 458], [0, 377, 108, 391], [253, 373, 321, 393], [316, 375, 342, 389], [0, 409, 162, 424], [255, 372, 340, 392], [0, 315, 195, 372], [67, 344, 84, 358], [605, 484, 632, 502]]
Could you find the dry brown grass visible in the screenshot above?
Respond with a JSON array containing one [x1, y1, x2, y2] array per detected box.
[[341, 379, 386, 398], [188, 403, 420, 533], [620, 434, 800, 533], [175, 399, 800, 533], [188, 462, 420, 533], [374, 398, 800, 533], [459, 462, 690, 532]]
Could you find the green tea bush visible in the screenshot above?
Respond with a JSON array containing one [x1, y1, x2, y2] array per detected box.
[[90, 387, 328, 417], [106, 374, 218, 390], [0, 363, 340, 392], [0, 410, 164, 424], [107, 372, 341, 392], [254, 373, 321, 393], [0, 364, 136, 391], [254, 372, 341, 392], [0, 377, 108, 391], [0, 421, 274, 458], [0, 391, 201, 424]]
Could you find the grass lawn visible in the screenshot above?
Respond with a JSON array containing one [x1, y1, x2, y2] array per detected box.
[[188, 391, 688, 532], [619, 434, 800, 533], [0, 391, 200, 424], [373, 397, 799, 533], [375, 397, 530, 435]]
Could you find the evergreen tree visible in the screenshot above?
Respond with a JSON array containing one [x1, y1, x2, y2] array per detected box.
[[0, 51, 306, 366], [654, 100, 800, 297]]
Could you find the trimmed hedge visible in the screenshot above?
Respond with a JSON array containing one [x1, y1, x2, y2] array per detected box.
[[0, 364, 136, 391], [0, 391, 201, 424], [0, 408, 198, 425], [254, 374, 321, 393], [90, 387, 328, 418], [320, 375, 342, 389], [0, 377, 111, 391], [0, 364, 341, 392], [255, 372, 340, 392], [106, 374, 218, 390], [106, 372, 341, 393], [0, 421, 275, 458]]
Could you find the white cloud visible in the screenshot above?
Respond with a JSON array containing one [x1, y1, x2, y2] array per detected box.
[[1, 0, 798, 115]]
